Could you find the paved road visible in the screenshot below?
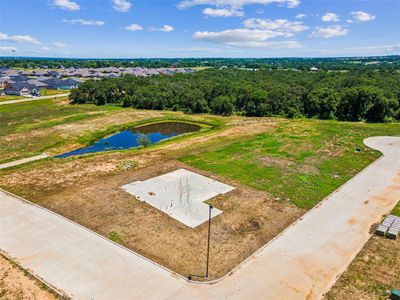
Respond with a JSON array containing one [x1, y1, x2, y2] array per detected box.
[[0, 136, 399, 300], [0, 93, 69, 105], [0, 154, 49, 170]]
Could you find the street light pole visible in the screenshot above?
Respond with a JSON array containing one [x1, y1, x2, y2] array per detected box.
[[205, 204, 213, 278], [188, 204, 213, 281]]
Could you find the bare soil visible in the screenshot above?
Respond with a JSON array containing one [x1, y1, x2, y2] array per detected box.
[[0, 117, 303, 280], [0, 254, 58, 300], [13, 160, 303, 280], [325, 235, 400, 300]]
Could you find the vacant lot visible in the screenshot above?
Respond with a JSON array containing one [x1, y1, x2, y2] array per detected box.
[[181, 119, 400, 208], [325, 235, 400, 300], [325, 205, 400, 299], [1, 97, 398, 281], [0, 254, 58, 300]]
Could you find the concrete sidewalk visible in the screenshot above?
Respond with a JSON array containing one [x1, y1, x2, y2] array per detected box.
[[1, 136, 399, 299], [0, 93, 69, 105], [0, 154, 49, 170]]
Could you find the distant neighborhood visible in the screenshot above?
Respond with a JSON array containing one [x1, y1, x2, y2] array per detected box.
[[0, 67, 194, 97]]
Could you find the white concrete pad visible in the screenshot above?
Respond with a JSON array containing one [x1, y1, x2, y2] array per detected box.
[[121, 169, 234, 228]]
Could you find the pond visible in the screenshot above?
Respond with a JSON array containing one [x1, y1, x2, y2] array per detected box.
[[55, 121, 201, 158]]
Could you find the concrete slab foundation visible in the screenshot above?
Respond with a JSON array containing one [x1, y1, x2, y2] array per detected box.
[[121, 169, 234, 228]]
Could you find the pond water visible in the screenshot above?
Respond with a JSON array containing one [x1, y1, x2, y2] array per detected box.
[[55, 122, 201, 158]]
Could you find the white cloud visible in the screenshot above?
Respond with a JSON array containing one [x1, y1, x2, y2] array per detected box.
[[350, 11, 376, 22], [62, 19, 105, 26], [243, 18, 308, 34], [53, 0, 80, 11], [53, 42, 67, 48], [256, 8, 265, 14], [309, 25, 349, 38], [192, 17, 306, 49], [159, 25, 174, 32], [125, 24, 143, 31], [0, 46, 17, 52], [321, 12, 339, 22], [295, 13, 306, 19], [112, 0, 132, 12], [0, 32, 41, 44], [193, 28, 301, 48], [203, 7, 243, 17], [178, 0, 300, 10]]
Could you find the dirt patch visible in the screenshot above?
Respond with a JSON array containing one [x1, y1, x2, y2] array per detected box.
[[297, 164, 320, 175], [0, 254, 59, 300], [10, 160, 303, 281], [258, 156, 294, 169], [257, 156, 319, 175], [325, 236, 400, 300]]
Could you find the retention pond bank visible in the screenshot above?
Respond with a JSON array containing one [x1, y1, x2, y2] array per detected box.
[[56, 121, 201, 158]]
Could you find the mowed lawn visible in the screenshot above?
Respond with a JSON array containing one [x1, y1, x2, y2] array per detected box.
[[40, 89, 69, 96], [181, 119, 400, 209]]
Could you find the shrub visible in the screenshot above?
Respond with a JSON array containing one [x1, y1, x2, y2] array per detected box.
[[136, 133, 151, 147]]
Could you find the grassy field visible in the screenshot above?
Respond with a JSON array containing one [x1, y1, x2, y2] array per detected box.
[[0, 95, 25, 102], [40, 89, 69, 96], [180, 119, 400, 209], [0, 97, 225, 163], [0, 98, 399, 284], [0, 98, 125, 163]]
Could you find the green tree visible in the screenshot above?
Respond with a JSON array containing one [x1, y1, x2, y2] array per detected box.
[[211, 95, 235, 116], [306, 87, 339, 119], [337, 86, 391, 122]]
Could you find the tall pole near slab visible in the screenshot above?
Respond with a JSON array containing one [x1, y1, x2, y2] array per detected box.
[[205, 204, 213, 278], [188, 204, 213, 280]]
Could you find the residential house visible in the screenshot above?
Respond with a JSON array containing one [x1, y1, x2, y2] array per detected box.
[[27, 79, 49, 89], [43, 78, 80, 90], [46, 70, 61, 78], [4, 82, 40, 96], [10, 74, 29, 82], [0, 76, 11, 89]]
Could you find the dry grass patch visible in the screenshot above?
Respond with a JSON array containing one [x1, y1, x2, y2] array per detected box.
[[0, 254, 59, 300]]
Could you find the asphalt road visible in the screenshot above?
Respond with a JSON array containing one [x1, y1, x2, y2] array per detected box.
[[1, 136, 399, 300]]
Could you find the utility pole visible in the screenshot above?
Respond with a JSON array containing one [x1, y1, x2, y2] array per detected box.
[[205, 204, 212, 278], [188, 204, 213, 280]]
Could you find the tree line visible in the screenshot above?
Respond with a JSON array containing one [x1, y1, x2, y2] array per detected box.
[[1, 56, 399, 71], [70, 68, 400, 122]]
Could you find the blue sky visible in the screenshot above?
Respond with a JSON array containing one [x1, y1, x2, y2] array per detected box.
[[0, 0, 399, 58]]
